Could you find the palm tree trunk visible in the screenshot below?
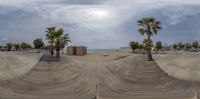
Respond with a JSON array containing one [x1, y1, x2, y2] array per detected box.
[[146, 49, 148, 54], [51, 38, 54, 56], [155, 49, 158, 54], [56, 41, 61, 58], [62, 49, 64, 54], [56, 48, 60, 58], [147, 35, 153, 61]]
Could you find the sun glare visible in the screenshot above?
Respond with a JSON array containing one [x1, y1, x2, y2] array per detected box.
[[87, 9, 109, 19]]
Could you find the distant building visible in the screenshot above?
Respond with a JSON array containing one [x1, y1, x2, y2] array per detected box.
[[67, 46, 87, 56], [120, 47, 130, 50], [0, 45, 7, 51], [0, 43, 20, 51], [120, 47, 131, 52]]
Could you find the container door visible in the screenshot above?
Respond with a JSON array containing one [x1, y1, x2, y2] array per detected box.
[[73, 47, 77, 55], [79, 47, 83, 56], [77, 47, 82, 56], [67, 47, 72, 55], [86, 47, 87, 55]]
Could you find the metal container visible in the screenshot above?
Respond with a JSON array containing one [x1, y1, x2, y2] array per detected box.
[[76, 46, 83, 56], [67, 46, 87, 56], [67, 46, 73, 55]]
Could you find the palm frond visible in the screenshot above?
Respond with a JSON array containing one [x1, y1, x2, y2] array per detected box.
[[138, 17, 162, 35], [138, 28, 147, 35]]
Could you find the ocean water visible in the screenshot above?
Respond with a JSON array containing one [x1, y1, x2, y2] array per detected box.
[[88, 49, 119, 54]]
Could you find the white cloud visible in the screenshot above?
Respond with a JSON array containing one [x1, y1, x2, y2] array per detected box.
[[45, 5, 116, 28], [105, 0, 200, 25], [0, 0, 200, 48], [161, 6, 200, 25]]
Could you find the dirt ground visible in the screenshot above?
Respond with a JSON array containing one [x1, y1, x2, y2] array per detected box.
[[0, 51, 199, 99]]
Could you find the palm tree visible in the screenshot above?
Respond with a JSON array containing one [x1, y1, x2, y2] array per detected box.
[[143, 39, 153, 54], [60, 34, 70, 54], [46, 27, 56, 56], [54, 28, 70, 58], [54, 28, 64, 58], [138, 17, 161, 61]]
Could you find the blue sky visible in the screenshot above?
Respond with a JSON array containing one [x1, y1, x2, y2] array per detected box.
[[0, 0, 200, 49]]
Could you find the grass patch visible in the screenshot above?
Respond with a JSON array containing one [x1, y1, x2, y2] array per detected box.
[[113, 55, 130, 60]]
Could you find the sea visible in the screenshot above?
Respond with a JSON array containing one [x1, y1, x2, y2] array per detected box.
[[88, 49, 119, 54]]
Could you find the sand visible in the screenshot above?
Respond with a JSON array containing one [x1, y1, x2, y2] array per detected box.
[[0, 52, 43, 80], [66, 52, 132, 62], [0, 51, 199, 99], [154, 51, 200, 81]]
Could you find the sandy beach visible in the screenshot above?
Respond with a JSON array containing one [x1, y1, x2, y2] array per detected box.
[[0, 51, 199, 99], [65, 52, 132, 61], [1, 0, 200, 98]]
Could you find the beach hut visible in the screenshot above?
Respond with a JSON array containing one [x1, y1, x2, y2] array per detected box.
[[67, 46, 87, 56], [67, 46, 73, 55]]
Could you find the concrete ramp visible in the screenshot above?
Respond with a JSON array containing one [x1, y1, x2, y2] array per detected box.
[[98, 55, 197, 99], [0, 52, 43, 80], [154, 52, 200, 81]]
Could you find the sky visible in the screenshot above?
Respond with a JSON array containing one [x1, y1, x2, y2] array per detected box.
[[0, 0, 200, 49]]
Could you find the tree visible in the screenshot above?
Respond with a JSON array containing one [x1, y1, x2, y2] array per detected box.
[[192, 41, 199, 49], [21, 42, 31, 50], [54, 28, 70, 58], [129, 41, 139, 53], [178, 42, 184, 49], [185, 43, 191, 50], [45, 45, 51, 51], [21, 42, 27, 50], [60, 34, 70, 54], [143, 39, 153, 54], [173, 44, 177, 50], [45, 27, 70, 57], [26, 44, 32, 49], [46, 27, 56, 56], [138, 44, 143, 49], [33, 38, 44, 53], [54, 28, 63, 58], [14, 44, 20, 51], [137, 17, 161, 61], [155, 41, 162, 54], [7, 43, 12, 51]]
